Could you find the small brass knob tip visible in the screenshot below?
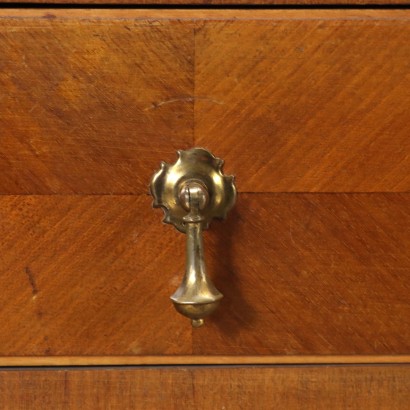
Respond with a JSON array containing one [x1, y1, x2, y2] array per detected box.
[[192, 319, 204, 328]]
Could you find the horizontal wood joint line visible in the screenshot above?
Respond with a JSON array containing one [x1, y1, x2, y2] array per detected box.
[[0, 192, 408, 197]]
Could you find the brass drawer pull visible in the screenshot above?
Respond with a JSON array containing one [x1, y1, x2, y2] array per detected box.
[[150, 148, 236, 327]]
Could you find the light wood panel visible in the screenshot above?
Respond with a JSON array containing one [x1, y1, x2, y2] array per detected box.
[[0, 194, 408, 356], [0, 355, 409, 366], [0, 13, 193, 194], [0, 366, 408, 409], [196, 16, 410, 192]]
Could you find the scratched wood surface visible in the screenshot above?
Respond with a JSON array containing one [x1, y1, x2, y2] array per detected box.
[[0, 195, 191, 355], [0, 194, 408, 356], [1, 11, 410, 193], [0, 15, 194, 195], [0, 366, 409, 409]]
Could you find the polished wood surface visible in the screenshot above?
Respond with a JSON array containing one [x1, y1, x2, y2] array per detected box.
[[0, 195, 191, 355], [0, 9, 408, 363], [0, 13, 193, 194], [196, 17, 410, 192], [0, 194, 408, 356], [0, 366, 408, 409], [1, 10, 410, 193], [198, 193, 410, 354]]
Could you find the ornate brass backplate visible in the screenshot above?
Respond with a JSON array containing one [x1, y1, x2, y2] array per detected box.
[[150, 148, 236, 327]]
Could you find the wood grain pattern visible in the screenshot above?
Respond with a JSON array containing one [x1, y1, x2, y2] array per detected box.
[[0, 195, 191, 355], [196, 17, 410, 192], [0, 14, 193, 194], [0, 366, 409, 409], [0, 194, 408, 356], [0, 9, 409, 363], [197, 193, 410, 355], [1, 10, 410, 193]]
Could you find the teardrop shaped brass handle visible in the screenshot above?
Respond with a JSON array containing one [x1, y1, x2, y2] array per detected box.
[[150, 148, 236, 327]]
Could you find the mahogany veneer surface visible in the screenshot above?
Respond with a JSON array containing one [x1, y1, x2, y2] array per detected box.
[[1, 11, 410, 193], [195, 18, 410, 192], [0, 194, 408, 356], [0, 14, 193, 194], [0, 195, 190, 356], [0, 10, 408, 360]]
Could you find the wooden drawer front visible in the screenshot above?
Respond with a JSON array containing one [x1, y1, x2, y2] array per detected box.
[[0, 11, 409, 359], [0, 366, 409, 409]]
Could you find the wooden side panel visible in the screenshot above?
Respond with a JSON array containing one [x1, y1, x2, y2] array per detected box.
[[0, 16, 194, 194], [196, 18, 410, 192], [0, 366, 409, 409], [0, 194, 408, 356], [0, 195, 191, 355]]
